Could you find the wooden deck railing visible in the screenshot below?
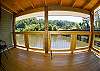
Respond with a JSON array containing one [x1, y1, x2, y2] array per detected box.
[[15, 31, 98, 53], [92, 32, 100, 54]]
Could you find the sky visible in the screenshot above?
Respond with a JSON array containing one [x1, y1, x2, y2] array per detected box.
[[37, 15, 83, 23], [16, 11, 90, 23]]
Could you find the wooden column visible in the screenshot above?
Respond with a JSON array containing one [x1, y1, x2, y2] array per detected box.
[[70, 34, 77, 54], [89, 11, 94, 51], [12, 14, 16, 48], [44, 6, 48, 54], [24, 33, 29, 51]]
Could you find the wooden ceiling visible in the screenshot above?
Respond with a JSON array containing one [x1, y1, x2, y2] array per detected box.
[[1, 0, 100, 16]]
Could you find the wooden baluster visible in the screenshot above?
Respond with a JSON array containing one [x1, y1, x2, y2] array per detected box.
[[70, 34, 77, 54], [24, 33, 29, 51], [48, 33, 51, 51]]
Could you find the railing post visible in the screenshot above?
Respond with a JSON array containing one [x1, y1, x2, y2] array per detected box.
[[70, 34, 77, 54], [24, 33, 29, 51], [48, 32, 51, 51], [44, 6, 48, 54], [89, 11, 94, 51]]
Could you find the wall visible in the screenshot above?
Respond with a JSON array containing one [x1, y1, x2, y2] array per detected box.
[[0, 8, 13, 47]]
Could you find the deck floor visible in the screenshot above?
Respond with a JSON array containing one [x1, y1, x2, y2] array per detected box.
[[0, 48, 100, 71]]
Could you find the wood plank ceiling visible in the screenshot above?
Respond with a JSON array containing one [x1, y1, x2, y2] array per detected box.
[[1, 0, 100, 16]]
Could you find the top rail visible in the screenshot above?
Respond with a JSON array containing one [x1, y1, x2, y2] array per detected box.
[[15, 31, 91, 35]]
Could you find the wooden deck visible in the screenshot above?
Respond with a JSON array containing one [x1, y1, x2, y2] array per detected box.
[[0, 48, 100, 71]]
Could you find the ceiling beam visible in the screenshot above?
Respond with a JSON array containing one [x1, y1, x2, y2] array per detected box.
[[48, 5, 90, 14], [16, 7, 44, 17], [44, 0, 47, 6], [58, 0, 62, 6], [27, 0, 34, 8], [91, 0, 100, 11], [13, 0, 24, 11], [72, 0, 78, 8], [1, 2, 18, 13], [83, 0, 92, 9], [1, 3, 17, 14], [1, 6, 13, 14], [71, 0, 76, 7], [83, 0, 99, 10], [31, 4, 34, 9], [81, 0, 91, 9], [16, 4, 24, 11], [16, 5, 90, 17]]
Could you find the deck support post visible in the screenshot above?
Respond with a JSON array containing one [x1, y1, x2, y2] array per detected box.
[[44, 6, 48, 54], [12, 14, 16, 48], [89, 11, 94, 51]]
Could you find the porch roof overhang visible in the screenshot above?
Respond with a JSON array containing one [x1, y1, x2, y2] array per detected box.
[[1, 0, 100, 16]]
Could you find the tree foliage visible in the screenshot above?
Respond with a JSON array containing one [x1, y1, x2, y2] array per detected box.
[[15, 17, 91, 32]]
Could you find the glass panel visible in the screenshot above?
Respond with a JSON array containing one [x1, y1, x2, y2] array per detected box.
[[16, 34, 25, 46], [94, 35, 100, 50], [76, 35, 89, 48], [51, 34, 71, 50], [29, 34, 44, 49]]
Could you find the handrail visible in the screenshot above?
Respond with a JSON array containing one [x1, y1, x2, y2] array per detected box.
[[94, 32, 100, 35], [15, 31, 45, 34], [15, 31, 91, 35], [49, 31, 90, 35]]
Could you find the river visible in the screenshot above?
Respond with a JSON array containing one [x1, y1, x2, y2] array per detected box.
[[16, 34, 89, 49]]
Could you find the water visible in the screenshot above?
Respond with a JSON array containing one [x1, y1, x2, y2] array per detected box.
[[16, 34, 90, 49], [51, 35, 71, 49]]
